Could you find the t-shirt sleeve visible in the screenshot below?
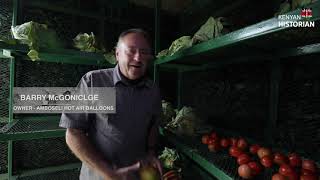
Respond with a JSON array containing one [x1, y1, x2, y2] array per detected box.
[[59, 73, 92, 131]]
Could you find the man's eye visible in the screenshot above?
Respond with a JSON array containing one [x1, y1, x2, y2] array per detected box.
[[140, 49, 151, 55], [128, 48, 136, 54]]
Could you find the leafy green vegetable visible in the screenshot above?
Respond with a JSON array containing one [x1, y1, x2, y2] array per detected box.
[[168, 36, 192, 56], [192, 17, 223, 45], [73, 32, 103, 52], [11, 21, 63, 61], [161, 100, 176, 125], [158, 147, 179, 169], [103, 50, 117, 64]]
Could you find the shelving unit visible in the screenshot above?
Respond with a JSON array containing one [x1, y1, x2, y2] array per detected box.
[[155, 1, 320, 70], [155, 1, 320, 179]]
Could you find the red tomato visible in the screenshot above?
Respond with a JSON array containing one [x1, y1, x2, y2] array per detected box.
[[288, 153, 301, 167], [274, 152, 288, 165], [261, 156, 273, 168], [230, 138, 238, 146], [257, 147, 272, 159], [237, 138, 248, 150], [286, 172, 299, 180], [300, 175, 318, 180], [302, 159, 317, 173], [279, 164, 295, 176], [238, 164, 253, 179], [208, 141, 220, 152], [249, 144, 261, 154], [301, 169, 316, 176], [210, 132, 219, 140], [272, 173, 288, 180], [220, 138, 230, 148], [248, 161, 262, 176], [229, 146, 243, 158], [237, 154, 251, 165], [207, 138, 214, 145], [201, 134, 210, 144]]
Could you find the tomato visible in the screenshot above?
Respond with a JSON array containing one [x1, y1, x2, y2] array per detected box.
[[249, 144, 261, 154], [229, 146, 243, 158], [207, 138, 214, 145], [210, 132, 219, 140], [257, 147, 272, 159], [201, 134, 210, 144], [208, 141, 220, 152], [220, 138, 230, 148], [300, 175, 318, 180], [274, 152, 288, 165], [279, 164, 295, 176], [237, 138, 248, 150], [301, 169, 316, 176], [288, 153, 301, 167], [302, 159, 317, 173], [237, 154, 251, 165], [261, 156, 273, 168], [248, 161, 262, 176], [230, 138, 238, 146], [238, 164, 253, 179], [272, 173, 288, 180]]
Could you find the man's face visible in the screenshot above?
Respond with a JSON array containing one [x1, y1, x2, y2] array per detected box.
[[116, 33, 153, 80]]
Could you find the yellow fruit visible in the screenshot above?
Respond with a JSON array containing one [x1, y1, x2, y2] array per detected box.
[[139, 166, 160, 180]]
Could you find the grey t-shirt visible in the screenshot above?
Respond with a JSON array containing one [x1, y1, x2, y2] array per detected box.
[[59, 65, 161, 180]]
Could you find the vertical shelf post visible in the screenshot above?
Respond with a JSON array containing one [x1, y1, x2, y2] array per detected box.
[[267, 61, 281, 146]]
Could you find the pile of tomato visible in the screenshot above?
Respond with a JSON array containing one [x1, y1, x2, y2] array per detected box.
[[201, 131, 319, 180]]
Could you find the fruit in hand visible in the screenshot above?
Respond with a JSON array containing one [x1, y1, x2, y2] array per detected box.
[[139, 166, 161, 180]]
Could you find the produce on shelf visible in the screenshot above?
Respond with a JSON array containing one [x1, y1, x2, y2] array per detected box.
[[238, 164, 253, 179], [249, 144, 261, 154], [288, 153, 302, 167], [257, 147, 272, 159], [165, 106, 202, 136], [156, 49, 169, 58], [161, 100, 176, 125], [73, 32, 105, 53], [158, 147, 180, 169], [167, 36, 192, 56], [273, 152, 289, 165], [103, 50, 117, 64], [11, 21, 64, 61], [191, 17, 223, 45], [162, 169, 181, 180], [199, 130, 319, 179]]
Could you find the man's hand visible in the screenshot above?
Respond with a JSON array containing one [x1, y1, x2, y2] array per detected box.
[[139, 155, 163, 177], [107, 162, 140, 180]]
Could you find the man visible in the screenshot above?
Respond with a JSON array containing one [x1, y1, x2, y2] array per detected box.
[[60, 29, 162, 180]]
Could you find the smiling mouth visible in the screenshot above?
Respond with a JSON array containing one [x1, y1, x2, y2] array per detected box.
[[130, 64, 143, 69]]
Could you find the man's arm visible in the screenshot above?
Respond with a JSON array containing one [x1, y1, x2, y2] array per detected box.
[[66, 128, 139, 180]]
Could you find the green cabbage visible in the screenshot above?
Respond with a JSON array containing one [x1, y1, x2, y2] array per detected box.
[[103, 50, 117, 64], [11, 21, 63, 61], [73, 32, 104, 53], [161, 100, 176, 125], [168, 36, 192, 56], [158, 147, 179, 169], [192, 17, 223, 45]]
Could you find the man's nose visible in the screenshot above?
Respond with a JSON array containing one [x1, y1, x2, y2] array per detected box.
[[133, 51, 142, 61]]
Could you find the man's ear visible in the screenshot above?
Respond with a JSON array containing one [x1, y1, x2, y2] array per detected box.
[[115, 47, 119, 62]]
